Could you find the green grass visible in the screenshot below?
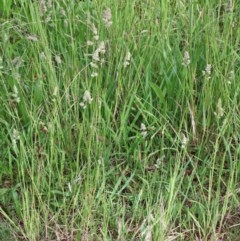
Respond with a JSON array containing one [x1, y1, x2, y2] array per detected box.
[[0, 1, 240, 240]]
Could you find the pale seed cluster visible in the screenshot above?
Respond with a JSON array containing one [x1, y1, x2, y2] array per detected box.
[[202, 63, 212, 79], [86, 10, 111, 78], [10, 85, 21, 104], [52, 86, 58, 103], [214, 98, 224, 119], [182, 50, 190, 67], [181, 133, 188, 149], [123, 50, 131, 68], [26, 35, 39, 42], [39, 0, 67, 26], [102, 8, 113, 27], [12, 128, 20, 152], [39, 0, 53, 23], [55, 55, 62, 65], [140, 123, 147, 138], [80, 90, 93, 109]]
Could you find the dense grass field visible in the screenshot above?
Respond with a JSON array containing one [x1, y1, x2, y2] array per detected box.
[[0, 1, 240, 240]]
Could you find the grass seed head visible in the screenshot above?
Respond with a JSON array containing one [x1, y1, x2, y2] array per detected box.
[[83, 90, 93, 104], [55, 55, 62, 64], [123, 50, 131, 68], [214, 98, 224, 118], [140, 123, 147, 137], [181, 133, 188, 148], [203, 63, 212, 78], [102, 8, 112, 27], [182, 50, 190, 67]]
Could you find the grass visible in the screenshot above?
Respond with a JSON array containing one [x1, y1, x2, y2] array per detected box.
[[0, 0, 240, 240]]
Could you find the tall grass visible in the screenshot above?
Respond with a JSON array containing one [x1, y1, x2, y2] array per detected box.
[[0, 1, 240, 240]]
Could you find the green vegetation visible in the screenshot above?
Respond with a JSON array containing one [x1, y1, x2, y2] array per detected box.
[[0, 1, 240, 240]]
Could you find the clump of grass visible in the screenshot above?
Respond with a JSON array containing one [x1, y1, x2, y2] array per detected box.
[[0, 1, 240, 240]]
